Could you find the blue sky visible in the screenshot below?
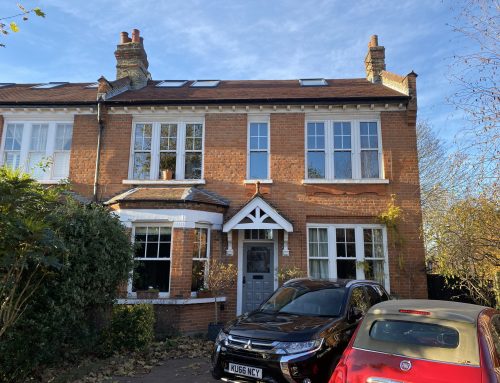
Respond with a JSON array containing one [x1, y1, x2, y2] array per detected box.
[[0, 0, 469, 142]]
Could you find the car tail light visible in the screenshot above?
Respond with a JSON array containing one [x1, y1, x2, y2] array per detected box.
[[399, 309, 430, 316], [329, 364, 347, 383]]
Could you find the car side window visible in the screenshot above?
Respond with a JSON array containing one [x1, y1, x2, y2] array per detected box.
[[366, 286, 383, 306], [349, 286, 370, 315]]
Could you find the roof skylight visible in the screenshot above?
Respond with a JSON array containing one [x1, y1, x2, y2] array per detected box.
[[190, 80, 220, 88], [85, 82, 99, 88], [156, 80, 188, 88], [299, 78, 328, 86], [0, 83, 15, 88], [31, 82, 68, 89]]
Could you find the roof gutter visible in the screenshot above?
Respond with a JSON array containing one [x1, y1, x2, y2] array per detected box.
[[102, 96, 411, 106], [0, 96, 410, 109]]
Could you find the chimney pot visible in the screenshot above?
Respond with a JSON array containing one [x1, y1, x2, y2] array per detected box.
[[369, 35, 379, 48], [132, 29, 140, 43], [120, 32, 129, 44], [115, 28, 150, 89]]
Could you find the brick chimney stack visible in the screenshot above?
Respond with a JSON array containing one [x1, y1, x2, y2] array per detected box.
[[114, 29, 151, 90], [365, 35, 386, 83]]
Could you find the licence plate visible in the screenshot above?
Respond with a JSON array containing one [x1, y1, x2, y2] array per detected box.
[[226, 363, 263, 379]]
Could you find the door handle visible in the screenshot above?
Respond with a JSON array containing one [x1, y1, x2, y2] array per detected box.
[[243, 276, 246, 284]]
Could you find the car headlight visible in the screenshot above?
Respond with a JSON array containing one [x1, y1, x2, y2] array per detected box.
[[215, 330, 228, 345], [273, 338, 323, 355]]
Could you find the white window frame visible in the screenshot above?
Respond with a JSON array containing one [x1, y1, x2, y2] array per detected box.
[[306, 223, 390, 291], [128, 117, 205, 181], [191, 225, 211, 293], [129, 223, 173, 298], [304, 116, 384, 182], [0, 119, 73, 182], [246, 115, 271, 181]]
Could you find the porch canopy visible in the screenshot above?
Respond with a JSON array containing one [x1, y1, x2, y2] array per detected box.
[[223, 195, 293, 233]]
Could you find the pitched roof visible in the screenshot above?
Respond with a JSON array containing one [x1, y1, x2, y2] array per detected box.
[[0, 83, 98, 104], [0, 79, 409, 106], [104, 187, 229, 207], [223, 194, 293, 232]]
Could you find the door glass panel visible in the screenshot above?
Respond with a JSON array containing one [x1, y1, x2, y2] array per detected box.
[[246, 246, 271, 273]]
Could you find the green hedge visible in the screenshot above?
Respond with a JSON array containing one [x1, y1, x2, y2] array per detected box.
[[0, 168, 135, 382], [104, 304, 155, 352]]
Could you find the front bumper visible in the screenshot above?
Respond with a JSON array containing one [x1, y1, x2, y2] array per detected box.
[[212, 343, 326, 383]]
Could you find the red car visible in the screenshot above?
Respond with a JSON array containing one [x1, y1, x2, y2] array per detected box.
[[330, 300, 500, 383]]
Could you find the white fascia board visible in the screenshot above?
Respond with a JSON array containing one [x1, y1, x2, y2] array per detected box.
[[115, 208, 223, 230]]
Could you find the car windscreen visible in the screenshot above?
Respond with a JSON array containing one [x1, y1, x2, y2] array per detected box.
[[370, 320, 459, 348], [354, 314, 480, 366], [260, 286, 345, 317]]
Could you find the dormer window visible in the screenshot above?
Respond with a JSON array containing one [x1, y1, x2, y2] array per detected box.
[[190, 80, 220, 88], [31, 82, 68, 89], [299, 78, 328, 86], [156, 80, 188, 88]]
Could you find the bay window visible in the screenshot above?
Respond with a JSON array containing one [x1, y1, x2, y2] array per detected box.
[[132, 225, 172, 294], [307, 224, 389, 289], [305, 118, 383, 181], [1, 121, 73, 180], [191, 227, 210, 292], [130, 120, 204, 181]]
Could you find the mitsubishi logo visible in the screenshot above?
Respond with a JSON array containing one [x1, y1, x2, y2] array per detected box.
[[243, 339, 253, 350]]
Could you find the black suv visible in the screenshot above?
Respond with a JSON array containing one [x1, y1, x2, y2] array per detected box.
[[211, 278, 390, 383]]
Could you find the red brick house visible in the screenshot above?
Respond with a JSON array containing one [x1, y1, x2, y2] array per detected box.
[[0, 30, 426, 333]]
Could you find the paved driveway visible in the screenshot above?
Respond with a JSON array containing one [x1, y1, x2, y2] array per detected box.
[[113, 357, 218, 383]]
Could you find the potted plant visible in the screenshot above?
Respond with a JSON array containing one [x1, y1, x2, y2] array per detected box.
[[197, 287, 213, 299], [159, 155, 176, 180], [136, 287, 159, 299], [205, 259, 237, 340]]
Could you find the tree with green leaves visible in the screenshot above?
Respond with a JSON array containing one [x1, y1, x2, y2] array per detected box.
[[0, 167, 134, 381], [0, 3, 45, 47], [0, 167, 65, 339]]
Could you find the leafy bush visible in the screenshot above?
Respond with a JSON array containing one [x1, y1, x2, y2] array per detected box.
[[0, 167, 134, 381], [104, 304, 155, 352]]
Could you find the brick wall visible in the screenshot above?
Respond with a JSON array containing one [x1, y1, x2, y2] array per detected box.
[[97, 114, 133, 199], [70, 114, 98, 197], [65, 106, 426, 331], [170, 228, 195, 298]]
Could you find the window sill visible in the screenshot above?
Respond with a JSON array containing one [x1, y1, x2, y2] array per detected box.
[[243, 179, 273, 184], [37, 179, 66, 185], [116, 296, 226, 305], [302, 179, 390, 185], [122, 179, 206, 185]]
